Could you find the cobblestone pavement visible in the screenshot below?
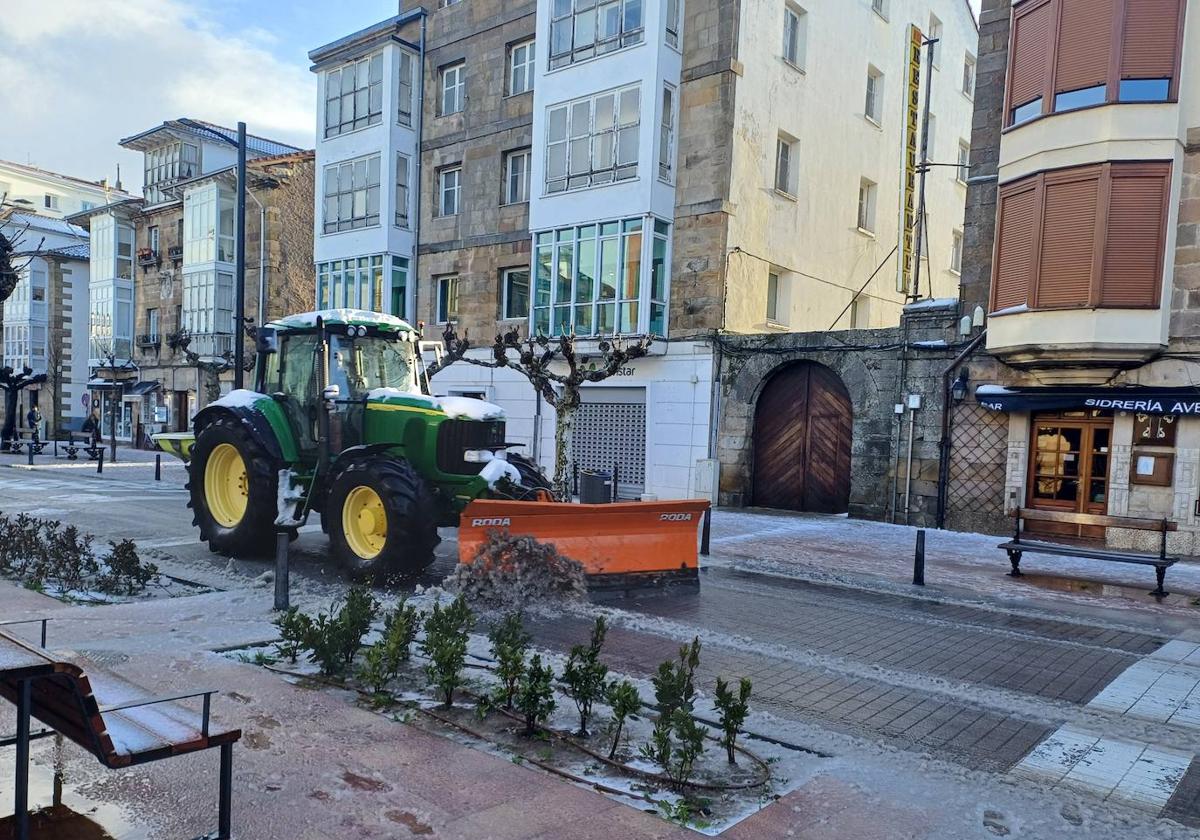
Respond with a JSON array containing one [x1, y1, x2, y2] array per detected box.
[[7, 460, 1200, 835]]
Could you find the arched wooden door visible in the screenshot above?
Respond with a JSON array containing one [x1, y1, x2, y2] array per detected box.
[[752, 362, 853, 513]]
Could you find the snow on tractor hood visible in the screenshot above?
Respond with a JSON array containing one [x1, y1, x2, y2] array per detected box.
[[366, 388, 506, 421], [210, 388, 268, 410]]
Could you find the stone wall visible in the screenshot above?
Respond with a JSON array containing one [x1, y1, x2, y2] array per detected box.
[[1169, 131, 1200, 350], [414, 0, 536, 338], [715, 301, 989, 528]]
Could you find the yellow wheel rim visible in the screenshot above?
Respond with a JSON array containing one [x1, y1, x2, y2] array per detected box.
[[343, 485, 387, 560], [204, 443, 249, 528]]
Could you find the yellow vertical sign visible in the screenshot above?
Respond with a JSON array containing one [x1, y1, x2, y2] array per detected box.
[[897, 24, 923, 295]]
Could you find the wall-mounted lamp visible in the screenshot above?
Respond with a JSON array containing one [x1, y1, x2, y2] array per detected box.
[[972, 305, 985, 328], [958, 315, 971, 336], [951, 368, 970, 402]]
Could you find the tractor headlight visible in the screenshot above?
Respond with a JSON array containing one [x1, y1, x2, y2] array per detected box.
[[463, 449, 495, 463]]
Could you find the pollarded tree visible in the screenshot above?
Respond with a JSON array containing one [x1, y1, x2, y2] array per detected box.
[[0, 366, 47, 448], [0, 204, 45, 306], [427, 326, 651, 501]]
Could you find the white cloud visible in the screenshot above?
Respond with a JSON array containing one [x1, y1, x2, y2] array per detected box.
[[0, 0, 316, 193]]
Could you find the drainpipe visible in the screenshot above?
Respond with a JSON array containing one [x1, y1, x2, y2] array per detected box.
[[411, 12, 427, 325], [935, 328, 988, 529], [889, 318, 910, 523]]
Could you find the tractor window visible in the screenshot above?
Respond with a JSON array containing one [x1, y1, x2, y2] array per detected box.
[[275, 334, 319, 404], [329, 335, 415, 398]]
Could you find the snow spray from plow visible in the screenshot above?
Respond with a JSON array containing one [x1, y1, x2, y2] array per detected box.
[[458, 498, 710, 587]]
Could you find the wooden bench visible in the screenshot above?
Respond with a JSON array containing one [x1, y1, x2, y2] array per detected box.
[[999, 508, 1179, 597], [0, 620, 240, 839]]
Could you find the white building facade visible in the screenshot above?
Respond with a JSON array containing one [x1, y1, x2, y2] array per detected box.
[[0, 159, 127, 220]]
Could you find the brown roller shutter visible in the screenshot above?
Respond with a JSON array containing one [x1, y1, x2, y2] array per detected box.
[[1010, 1, 1054, 108], [1100, 164, 1169, 306], [1120, 0, 1182, 79], [993, 183, 1038, 311], [1055, 0, 1114, 93], [1036, 172, 1099, 308]]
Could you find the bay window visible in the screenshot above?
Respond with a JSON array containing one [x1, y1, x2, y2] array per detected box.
[[144, 141, 199, 205], [395, 154, 410, 228], [323, 154, 382, 233], [325, 52, 384, 137], [545, 84, 640, 194], [316, 256, 386, 311], [659, 85, 675, 182], [398, 51, 415, 126], [532, 216, 669, 337], [550, 0, 644, 69]]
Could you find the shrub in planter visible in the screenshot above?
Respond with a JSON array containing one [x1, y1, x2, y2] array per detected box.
[[47, 525, 98, 592], [561, 616, 608, 736], [652, 636, 701, 718], [714, 676, 752, 764], [421, 596, 474, 708], [606, 679, 642, 760], [359, 599, 423, 693], [445, 530, 586, 609], [304, 587, 380, 677], [517, 653, 556, 736], [641, 708, 708, 788], [96, 539, 157, 595], [272, 607, 312, 664], [488, 612, 530, 710]]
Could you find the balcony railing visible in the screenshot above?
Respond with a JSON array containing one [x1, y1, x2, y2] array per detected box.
[[136, 333, 161, 349], [168, 245, 183, 262], [184, 332, 234, 359], [137, 248, 161, 269]]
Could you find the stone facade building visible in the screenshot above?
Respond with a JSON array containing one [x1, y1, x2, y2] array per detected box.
[[948, 0, 1200, 549]]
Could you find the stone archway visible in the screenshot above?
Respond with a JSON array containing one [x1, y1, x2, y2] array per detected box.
[[752, 361, 853, 513]]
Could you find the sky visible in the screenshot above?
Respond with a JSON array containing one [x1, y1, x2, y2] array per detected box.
[[0, 0, 984, 195]]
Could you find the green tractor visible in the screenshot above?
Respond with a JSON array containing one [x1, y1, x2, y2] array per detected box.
[[180, 308, 549, 579]]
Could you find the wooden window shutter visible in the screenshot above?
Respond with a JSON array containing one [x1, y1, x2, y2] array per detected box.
[[1100, 163, 1170, 306], [1035, 170, 1100, 308], [1010, 1, 1055, 108], [993, 182, 1039, 311], [1054, 0, 1114, 93], [1120, 0, 1182, 80]]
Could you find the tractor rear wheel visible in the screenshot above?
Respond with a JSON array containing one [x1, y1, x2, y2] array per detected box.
[[187, 416, 277, 557], [327, 458, 440, 580]]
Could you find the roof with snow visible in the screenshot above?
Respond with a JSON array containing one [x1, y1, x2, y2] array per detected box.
[[268, 309, 417, 335], [44, 243, 90, 260], [119, 119, 302, 158], [6, 212, 88, 239]]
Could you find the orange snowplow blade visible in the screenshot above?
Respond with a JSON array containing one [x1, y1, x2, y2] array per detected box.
[[458, 498, 709, 579]]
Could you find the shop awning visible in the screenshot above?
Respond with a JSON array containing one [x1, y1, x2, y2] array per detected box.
[[975, 384, 1200, 416], [87, 379, 160, 396], [127, 380, 160, 397]]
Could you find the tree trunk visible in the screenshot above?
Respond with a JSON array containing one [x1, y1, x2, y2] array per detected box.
[[1, 387, 16, 446], [552, 402, 576, 502]]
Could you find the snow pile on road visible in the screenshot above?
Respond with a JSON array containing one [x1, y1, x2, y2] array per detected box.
[[444, 530, 585, 611]]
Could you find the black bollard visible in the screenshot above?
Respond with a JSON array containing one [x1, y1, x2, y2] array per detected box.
[[26, 444, 33, 466], [913, 529, 926, 586], [274, 531, 290, 611], [97, 448, 104, 475], [700, 507, 712, 556], [612, 462, 619, 502], [155, 453, 162, 481]]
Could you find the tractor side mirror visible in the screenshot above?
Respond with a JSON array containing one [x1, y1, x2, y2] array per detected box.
[[256, 327, 278, 355]]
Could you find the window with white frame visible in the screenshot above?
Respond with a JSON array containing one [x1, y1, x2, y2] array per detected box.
[[144, 142, 200, 204], [149, 225, 160, 254], [951, 230, 963, 274], [398, 51, 415, 126], [532, 217, 669, 337], [439, 0, 461, 6], [439, 166, 462, 216], [317, 256, 386, 311], [323, 155, 381, 233], [504, 150, 531, 205], [766, 272, 780, 322], [962, 54, 976, 97], [783, 4, 806, 69], [502, 267, 530, 319], [775, 134, 797, 196], [509, 40, 535, 95], [666, 0, 681, 48], [437, 276, 459, 323], [324, 53, 383, 138], [659, 85, 675, 182], [545, 84, 641, 194], [857, 178, 877, 233], [549, 0, 645, 70], [441, 62, 465, 115], [957, 140, 970, 184], [395, 154, 410, 228], [43, 194, 59, 211], [928, 14, 942, 68], [865, 66, 883, 123], [181, 269, 234, 342], [117, 223, 134, 279], [872, 0, 886, 17]]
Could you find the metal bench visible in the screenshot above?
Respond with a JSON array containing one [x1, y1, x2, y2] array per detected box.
[[0, 619, 240, 839], [5, 434, 45, 456], [999, 508, 1179, 597]]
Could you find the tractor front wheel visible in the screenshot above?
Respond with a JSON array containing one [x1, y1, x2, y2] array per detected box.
[[187, 416, 277, 557], [327, 458, 440, 580]]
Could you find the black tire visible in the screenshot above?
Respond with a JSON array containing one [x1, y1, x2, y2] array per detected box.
[[326, 458, 440, 580], [187, 415, 278, 558], [507, 452, 552, 492]]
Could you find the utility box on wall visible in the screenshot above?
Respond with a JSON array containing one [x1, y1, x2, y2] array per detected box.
[[695, 458, 719, 503]]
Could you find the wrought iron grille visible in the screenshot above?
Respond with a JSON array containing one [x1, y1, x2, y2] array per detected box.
[[946, 400, 1008, 520]]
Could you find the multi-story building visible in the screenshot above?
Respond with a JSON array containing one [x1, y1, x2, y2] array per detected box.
[[71, 119, 311, 442], [958, 0, 1200, 548], [0, 159, 128, 220], [0, 212, 91, 433], [310, 0, 976, 501]]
